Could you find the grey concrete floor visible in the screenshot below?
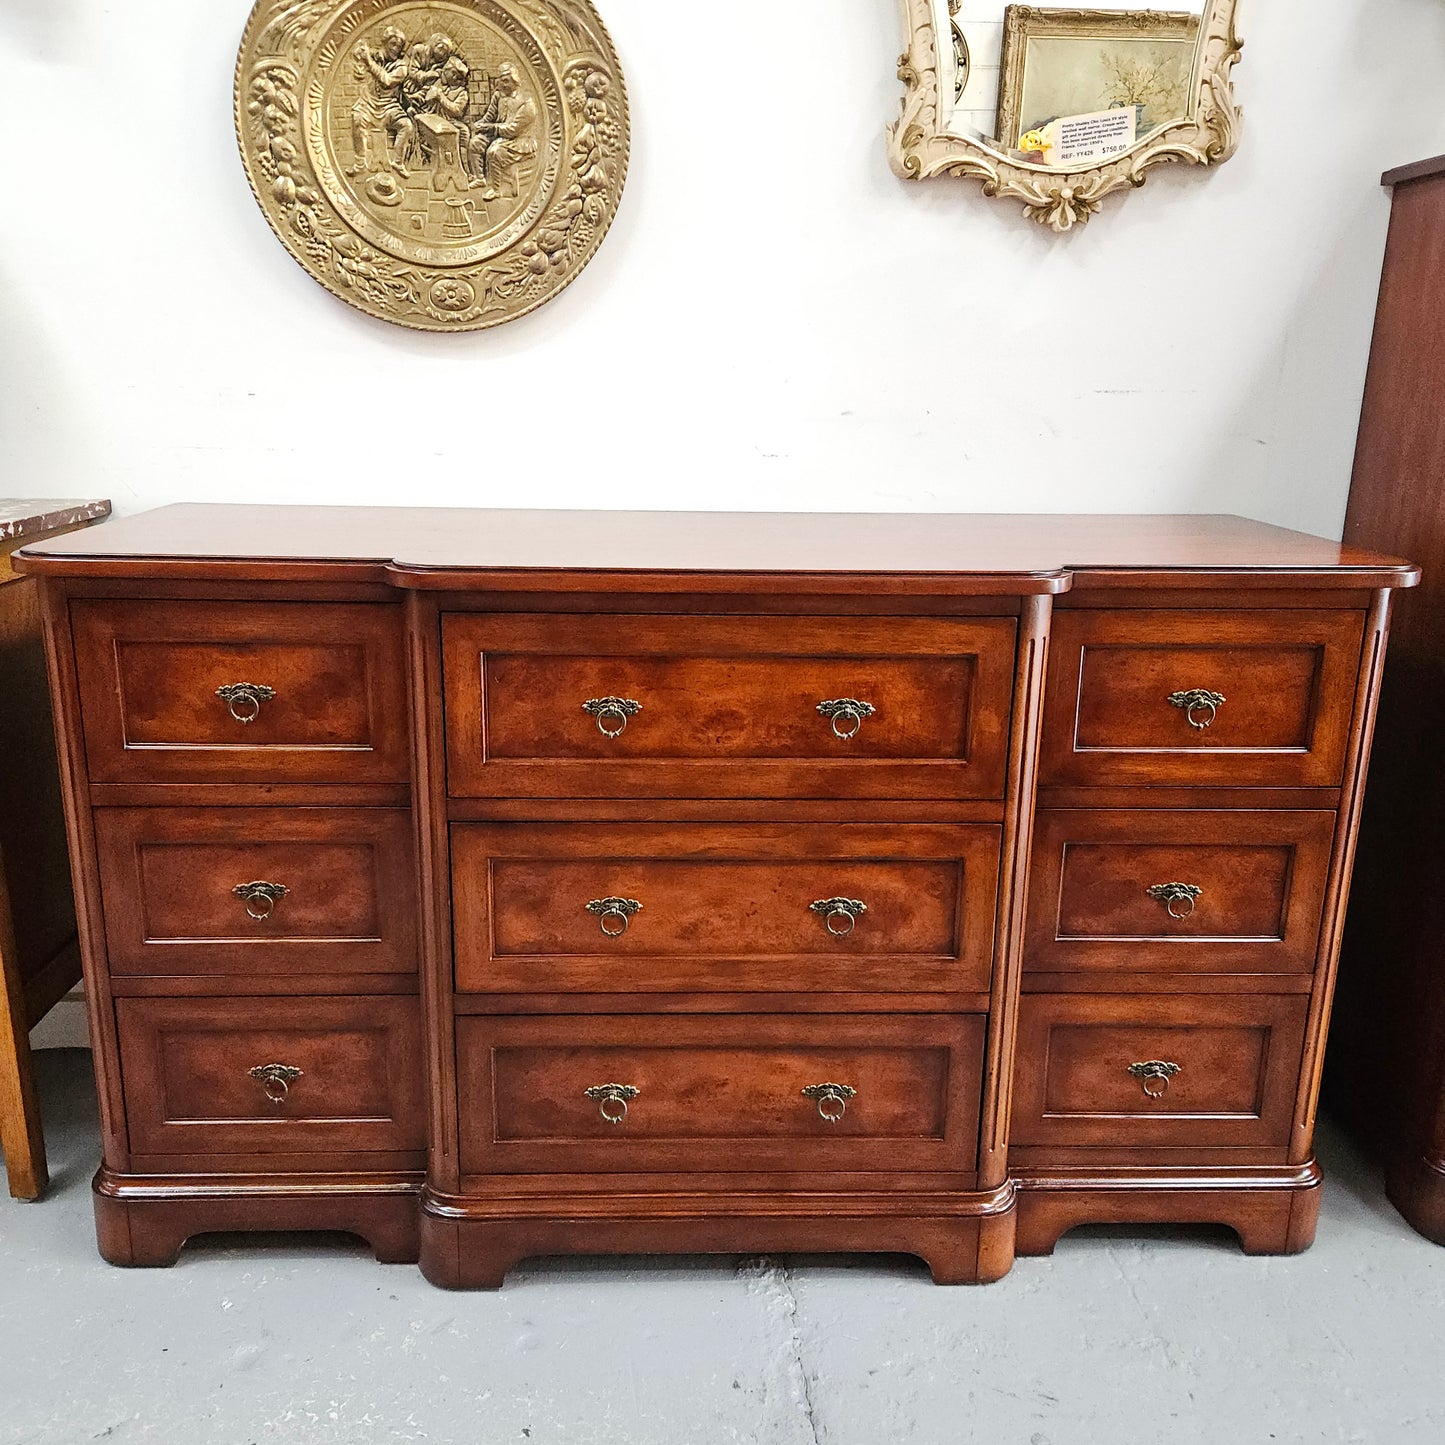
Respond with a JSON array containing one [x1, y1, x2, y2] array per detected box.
[[2, 1051, 1442, 1445]]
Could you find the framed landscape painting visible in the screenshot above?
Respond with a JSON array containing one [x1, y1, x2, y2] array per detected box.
[[996, 7, 1202, 149]]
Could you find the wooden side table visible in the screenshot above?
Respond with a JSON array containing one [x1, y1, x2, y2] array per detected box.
[[0, 499, 110, 1198]]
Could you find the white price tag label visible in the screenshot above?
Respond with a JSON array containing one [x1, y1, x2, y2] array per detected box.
[[1033, 107, 1138, 167]]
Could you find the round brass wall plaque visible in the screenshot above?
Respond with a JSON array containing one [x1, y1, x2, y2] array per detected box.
[[235, 0, 629, 331]]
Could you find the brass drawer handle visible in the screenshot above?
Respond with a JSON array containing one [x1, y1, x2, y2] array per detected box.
[[216, 682, 275, 724], [586, 896, 642, 937], [810, 897, 868, 937], [802, 1082, 857, 1122], [583, 696, 641, 738], [585, 1083, 639, 1124], [233, 880, 289, 921], [1168, 689, 1225, 729], [816, 698, 876, 741], [1127, 1060, 1182, 1099], [250, 1063, 303, 1104], [1146, 882, 1202, 920]]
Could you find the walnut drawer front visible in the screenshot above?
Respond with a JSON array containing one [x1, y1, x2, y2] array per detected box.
[[94, 807, 417, 977], [1012, 994, 1309, 1149], [71, 600, 408, 784], [1026, 809, 1334, 977], [442, 613, 1017, 799], [1041, 610, 1365, 787], [115, 995, 424, 1156], [456, 1014, 985, 1175], [451, 822, 1000, 995]]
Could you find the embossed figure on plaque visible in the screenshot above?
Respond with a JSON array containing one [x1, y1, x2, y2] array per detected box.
[[472, 63, 537, 200], [349, 25, 410, 176], [236, 0, 630, 329]]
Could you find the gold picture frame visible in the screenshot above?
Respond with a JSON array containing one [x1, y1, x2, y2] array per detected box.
[[888, 0, 1241, 232], [996, 7, 1202, 150]]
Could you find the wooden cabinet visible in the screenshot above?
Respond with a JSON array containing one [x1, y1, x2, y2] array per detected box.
[[1331, 155, 1445, 1245], [12, 506, 1416, 1283], [0, 499, 109, 1200]]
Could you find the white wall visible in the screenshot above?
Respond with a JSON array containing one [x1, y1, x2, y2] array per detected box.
[[3, 0, 1445, 538]]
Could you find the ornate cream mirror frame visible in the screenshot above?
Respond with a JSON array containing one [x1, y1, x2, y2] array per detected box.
[[887, 0, 1242, 231]]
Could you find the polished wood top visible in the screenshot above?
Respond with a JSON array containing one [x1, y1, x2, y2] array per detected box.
[[1382, 155, 1445, 188], [13, 505, 1419, 593]]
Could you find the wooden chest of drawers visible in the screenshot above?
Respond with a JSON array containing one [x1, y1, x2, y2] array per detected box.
[[14, 507, 1417, 1285]]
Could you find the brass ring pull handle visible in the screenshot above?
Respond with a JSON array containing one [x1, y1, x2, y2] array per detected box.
[[249, 1063, 303, 1105], [585, 1083, 639, 1125], [1127, 1060, 1182, 1100], [1168, 689, 1226, 730], [233, 880, 289, 921], [802, 1082, 857, 1123], [586, 896, 642, 937], [216, 682, 276, 725], [816, 698, 877, 741], [809, 897, 868, 937], [582, 696, 641, 738], [1146, 882, 1202, 920]]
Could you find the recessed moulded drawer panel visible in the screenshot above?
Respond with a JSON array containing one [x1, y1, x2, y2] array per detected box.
[[95, 808, 417, 976], [451, 822, 1000, 994], [456, 1014, 986, 1174], [1026, 809, 1335, 975], [115, 995, 425, 1156], [1040, 610, 1366, 787], [71, 600, 409, 784], [1012, 994, 1309, 1149], [441, 614, 1017, 799]]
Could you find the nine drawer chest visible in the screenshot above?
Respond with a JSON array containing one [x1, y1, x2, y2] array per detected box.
[[14, 506, 1418, 1286]]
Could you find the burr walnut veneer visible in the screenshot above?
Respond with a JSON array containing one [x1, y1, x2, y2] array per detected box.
[[13, 506, 1417, 1285]]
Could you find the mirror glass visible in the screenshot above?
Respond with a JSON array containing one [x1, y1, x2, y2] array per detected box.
[[944, 2, 1205, 167]]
